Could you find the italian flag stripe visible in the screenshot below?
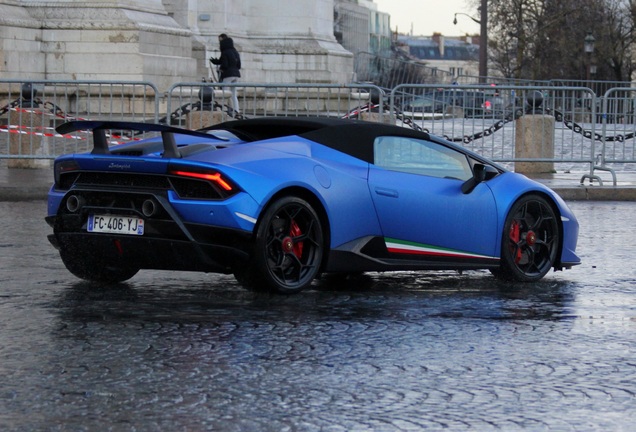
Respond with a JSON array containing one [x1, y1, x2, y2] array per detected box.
[[385, 238, 498, 260]]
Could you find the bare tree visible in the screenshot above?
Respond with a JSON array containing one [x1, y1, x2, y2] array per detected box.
[[598, 0, 636, 82], [483, 0, 636, 83]]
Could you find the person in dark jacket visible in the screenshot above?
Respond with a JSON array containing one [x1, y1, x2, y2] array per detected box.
[[210, 34, 241, 113]]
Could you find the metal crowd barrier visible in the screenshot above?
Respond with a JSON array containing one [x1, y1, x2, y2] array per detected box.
[[588, 87, 636, 184], [389, 84, 611, 181], [164, 82, 386, 129], [0, 80, 159, 165], [1, 78, 636, 185]]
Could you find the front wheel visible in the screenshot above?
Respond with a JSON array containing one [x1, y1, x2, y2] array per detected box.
[[493, 194, 560, 282], [236, 196, 325, 294]]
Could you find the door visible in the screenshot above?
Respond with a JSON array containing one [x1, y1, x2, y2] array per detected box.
[[368, 136, 499, 262]]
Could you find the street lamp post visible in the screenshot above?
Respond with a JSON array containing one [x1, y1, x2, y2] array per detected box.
[[584, 32, 596, 84], [453, 0, 488, 83], [479, 0, 488, 83]]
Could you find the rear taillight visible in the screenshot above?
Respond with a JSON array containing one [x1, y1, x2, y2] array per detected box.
[[168, 166, 240, 200], [54, 159, 80, 186], [170, 169, 234, 191]]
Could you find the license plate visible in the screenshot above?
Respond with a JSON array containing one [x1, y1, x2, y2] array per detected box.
[[88, 214, 144, 235]]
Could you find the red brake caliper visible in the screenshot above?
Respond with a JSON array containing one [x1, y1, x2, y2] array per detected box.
[[281, 220, 303, 258], [509, 220, 522, 263]]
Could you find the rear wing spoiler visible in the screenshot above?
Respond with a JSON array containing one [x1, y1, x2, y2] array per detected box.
[[56, 120, 227, 158]]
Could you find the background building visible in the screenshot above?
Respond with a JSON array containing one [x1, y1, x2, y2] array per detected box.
[[0, 0, 375, 89], [397, 33, 481, 81], [333, 0, 391, 56]]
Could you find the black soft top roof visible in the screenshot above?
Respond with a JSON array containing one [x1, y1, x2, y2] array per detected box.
[[203, 117, 431, 163]]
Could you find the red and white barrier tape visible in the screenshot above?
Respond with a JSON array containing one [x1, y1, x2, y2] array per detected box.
[[0, 124, 138, 145]]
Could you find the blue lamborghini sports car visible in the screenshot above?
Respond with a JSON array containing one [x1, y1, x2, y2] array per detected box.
[[46, 117, 580, 293]]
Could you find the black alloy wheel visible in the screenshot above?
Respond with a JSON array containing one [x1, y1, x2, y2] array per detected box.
[[237, 196, 324, 294], [493, 194, 560, 282]]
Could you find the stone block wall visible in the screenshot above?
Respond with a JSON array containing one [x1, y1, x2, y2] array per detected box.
[[0, 3, 45, 79], [0, 0, 354, 90], [28, 3, 197, 91]]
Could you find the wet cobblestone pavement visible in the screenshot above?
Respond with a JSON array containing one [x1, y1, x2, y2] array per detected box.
[[1, 201, 635, 431]]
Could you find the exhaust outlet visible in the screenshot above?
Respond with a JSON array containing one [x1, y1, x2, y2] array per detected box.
[[142, 199, 157, 217], [66, 195, 85, 213]]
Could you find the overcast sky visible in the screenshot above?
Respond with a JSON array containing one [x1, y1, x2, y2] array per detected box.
[[373, 0, 480, 36]]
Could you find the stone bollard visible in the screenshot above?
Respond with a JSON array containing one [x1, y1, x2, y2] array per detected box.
[[514, 115, 555, 174], [514, 91, 555, 174], [445, 105, 464, 118], [184, 86, 233, 129], [360, 112, 394, 124], [185, 110, 226, 129]]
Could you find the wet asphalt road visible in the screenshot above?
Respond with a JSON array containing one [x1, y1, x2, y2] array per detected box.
[[1, 200, 635, 431]]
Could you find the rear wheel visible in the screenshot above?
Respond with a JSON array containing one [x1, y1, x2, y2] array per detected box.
[[59, 246, 139, 283], [235, 196, 325, 294], [493, 194, 560, 282]]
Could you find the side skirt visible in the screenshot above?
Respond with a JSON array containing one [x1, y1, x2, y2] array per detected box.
[[325, 236, 500, 273]]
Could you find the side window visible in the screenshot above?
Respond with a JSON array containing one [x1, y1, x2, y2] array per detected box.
[[373, 136, 473, 181]]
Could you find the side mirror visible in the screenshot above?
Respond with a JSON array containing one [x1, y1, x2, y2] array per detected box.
[[461, 163, 499, 194]]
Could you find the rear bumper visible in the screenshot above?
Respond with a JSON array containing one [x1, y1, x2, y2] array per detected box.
[[48, 228, 251, 273], [46, 188, 255, 274]]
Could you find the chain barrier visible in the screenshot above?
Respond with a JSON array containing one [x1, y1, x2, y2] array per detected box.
[[431, 108, 635, 144], [159, 100, 245, 125], [548, 108, 636, 142], [341, 102, 426, 132], [342, 101, 636, 145], [0, 92, 136, 143], [444, 115, 518, 144], [549, 108, 602, 141], [0, 97, 71, 121], [341, 101, 521, 143]]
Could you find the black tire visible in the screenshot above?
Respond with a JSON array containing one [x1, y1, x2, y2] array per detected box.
[[232, 264, 259, 290], [235, 196, 325, 294], [493, 194, 560, 282], [59, 247, 139, 283]]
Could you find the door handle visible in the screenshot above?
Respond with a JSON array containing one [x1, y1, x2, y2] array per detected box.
[[374, 187, 398, 198]]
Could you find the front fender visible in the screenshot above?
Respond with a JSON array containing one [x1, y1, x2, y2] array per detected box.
[[486, 172, 580, 267]]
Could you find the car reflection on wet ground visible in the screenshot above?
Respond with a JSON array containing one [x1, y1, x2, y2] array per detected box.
[[0, 201, 635, 431]]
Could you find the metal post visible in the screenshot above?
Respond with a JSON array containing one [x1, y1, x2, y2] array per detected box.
[[453, 1, 488, 83], [584, 32, 595, 87], [479, 0, 488, 83]]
